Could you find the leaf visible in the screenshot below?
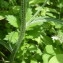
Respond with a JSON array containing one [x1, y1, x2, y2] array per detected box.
[[26, 17, 47, 30], [42, 53, 51, 63], [26, 17, 63, 30], [36, 48, 42, 55], [55, 23, 62, 29], [29, 45, 37, 53], [6, 15, 18, 28], [57, 30, 63, 43], [49, 56, 59, 63], [22, 60, 26, 63], [41, 7, 49, 16], [49, 54, 63, 63], [26, 17, 63, 41], [41, 35, 53, 45], [26, 8, 32, 21], [30, 59, 37, 63], [45, 45, 56, 55], [26, 25, 42, 40], [34, 37, 41, 44], [26, 17, 47, 39], [0, 15, 4, 20], [30, 0, 45, 4], [4, 31, 18, 44]]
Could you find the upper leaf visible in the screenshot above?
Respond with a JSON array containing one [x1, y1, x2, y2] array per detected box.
[[6, 15, 18, 28]]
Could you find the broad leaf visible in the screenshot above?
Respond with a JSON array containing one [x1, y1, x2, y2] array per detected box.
[[49, 54, 63, 63], [42, 53, 51, 63], [45, 45, 56, 55]]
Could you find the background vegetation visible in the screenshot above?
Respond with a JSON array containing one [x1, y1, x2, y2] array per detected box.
[[0, 0, 63, 63]]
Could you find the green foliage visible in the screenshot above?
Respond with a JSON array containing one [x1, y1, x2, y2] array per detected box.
[[0, 0, 63, 63], [49, 54, 63, 63], [4, 31, 18, 44], [6, 15, 18, 28]]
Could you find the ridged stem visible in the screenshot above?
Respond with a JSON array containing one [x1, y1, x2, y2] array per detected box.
[[9, 0, 26, 63]]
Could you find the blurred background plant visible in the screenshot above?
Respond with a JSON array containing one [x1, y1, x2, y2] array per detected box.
[[0, 0, 63, 63]]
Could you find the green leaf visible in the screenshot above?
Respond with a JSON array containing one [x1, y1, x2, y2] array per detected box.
[[57, 30, 63, 43], [26, 25, 42, 40], [26, 17, 63, 41], [41, 35, 53, 45], [36, 48, 42, 55], [49, 54, 63, 63], [49, 56, 59, 63], [26, 8, 32, 21], [29, 45, 37, 53], [55, 23, 62, 29], [30, 0, 45, 4], [0, 15, 4, 20], [42, 53, 51, 63], [45, 45, 56, 55], [6, 15, 18, 28], [26, 17, 47, 40], [4, 31, 18, 44], [22, 60, 26, 63], [30, 59, 37, 63], [26, 17, 47, 30]]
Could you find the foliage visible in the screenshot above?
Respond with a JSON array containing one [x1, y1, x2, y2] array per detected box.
[[0, 0, 63, 63]]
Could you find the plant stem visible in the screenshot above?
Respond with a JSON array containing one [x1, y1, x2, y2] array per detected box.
[[9, 0, 27, 63]]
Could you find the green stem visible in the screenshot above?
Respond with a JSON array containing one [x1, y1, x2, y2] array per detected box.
[[10, 0, 27, 63]]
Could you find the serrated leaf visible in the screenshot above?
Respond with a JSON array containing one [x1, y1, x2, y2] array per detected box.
[[4, 31, 18, 44], [6, 15, 18, 28]]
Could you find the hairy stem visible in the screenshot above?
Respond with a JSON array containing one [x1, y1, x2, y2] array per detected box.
[[10, 0, 27, 63]]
